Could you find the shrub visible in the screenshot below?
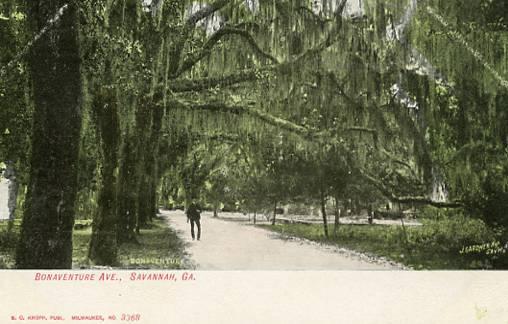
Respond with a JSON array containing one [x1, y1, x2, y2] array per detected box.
[[0, 229, 18, 250], [408, 216, 492, 250]]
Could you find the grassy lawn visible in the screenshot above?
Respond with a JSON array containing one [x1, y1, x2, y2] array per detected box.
[[0, 217, 187, 269], [0, 221, 18, 268], [259, 217, 502, 270]]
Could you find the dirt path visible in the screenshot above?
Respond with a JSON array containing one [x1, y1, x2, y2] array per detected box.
[[163, 210, 401, 270]]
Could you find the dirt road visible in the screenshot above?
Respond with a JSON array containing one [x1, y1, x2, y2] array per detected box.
[[163, 210, 401, 270]]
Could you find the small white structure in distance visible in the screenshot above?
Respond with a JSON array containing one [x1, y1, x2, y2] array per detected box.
[[0, 177, 9, 220], [312, 0, 364, 18]]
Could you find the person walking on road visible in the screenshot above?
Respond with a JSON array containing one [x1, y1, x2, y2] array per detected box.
[[186, 201, 202, 241]]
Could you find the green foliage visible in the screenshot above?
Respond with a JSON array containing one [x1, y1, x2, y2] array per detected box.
[[0, 228, 18, 250], [0, 1, 31, 180], [407, 217, 493, 254], [0, 222, 19, 268], [460, 241, 507, 269], [262, 212, 504, 269]]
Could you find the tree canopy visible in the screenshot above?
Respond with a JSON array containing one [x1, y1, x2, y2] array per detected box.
[[1, 0, 507, 268]]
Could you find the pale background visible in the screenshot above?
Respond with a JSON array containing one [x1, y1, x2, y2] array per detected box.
[[1, 271, 508, 324]]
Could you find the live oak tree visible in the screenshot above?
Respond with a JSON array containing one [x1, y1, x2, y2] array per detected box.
[[15, 0, 83, 269]]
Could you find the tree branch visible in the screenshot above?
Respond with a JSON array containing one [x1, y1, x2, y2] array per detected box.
[[390, 195, 463, 208], [359, 169, 463, 208], [185, 0, 232, 26], [0, 4, 69, 79], [167, 96, 460, 209], [175, 26, 279, 77], [327, 72, 365, 109], [426, 6, 508, 90], [169, 0, 233, 76], [168, 3, 349, 91], [296, 6, 333, 25], [169, 69, 259, 92], [344, 126, 377, 136], [168, 99, 316, 138], [380, 148, 420, 179]]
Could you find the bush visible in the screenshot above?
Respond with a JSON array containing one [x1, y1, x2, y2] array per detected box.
[[408, 216, 491, 249], [262, 211, 507, 269], [405, 215, 502, 268], [0, 229, 18, 250]]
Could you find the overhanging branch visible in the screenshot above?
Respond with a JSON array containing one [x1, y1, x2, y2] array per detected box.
[[169, 69, 259, 92], [345, 126, 377, 136], [170, 0, 234, 76], [167, 97, 460, 209], [297, 6, 333, 25], [175, 26, 279, 77], [168, 99, 314, 138], [185, 0, 232, 26], [359, 169, 463, 208], [426, 6, 508, 90], [0, 4, 69, 79], [169, 4, 349, 92], [380, 148, 420, 179]]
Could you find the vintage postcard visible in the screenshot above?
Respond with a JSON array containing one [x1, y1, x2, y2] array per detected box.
[[1, 0, 508, 322]]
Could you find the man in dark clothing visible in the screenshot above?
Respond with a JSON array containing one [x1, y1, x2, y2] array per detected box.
[[186, 202, 201, 240]]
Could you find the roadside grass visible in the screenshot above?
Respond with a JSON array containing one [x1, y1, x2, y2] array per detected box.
[[73, 216, 187, 269], [117, 218, 187, 269], [0, 217, 187, 269], [0, 221, 18, 268], [259, 216, 501, 270]]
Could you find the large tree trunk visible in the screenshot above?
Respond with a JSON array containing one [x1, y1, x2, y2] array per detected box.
[[147, 177, 157, 221], [135, 13, 165, 227], [114, 0, 149, 241], [16, 1, 83, 269], [136, 175, 150, 233], [88, 89, 120, 265], [117, 134, 139, 244], [141, 115, 163, 225], [134, 101, 154, 233], [137, 97, 164, 228]]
